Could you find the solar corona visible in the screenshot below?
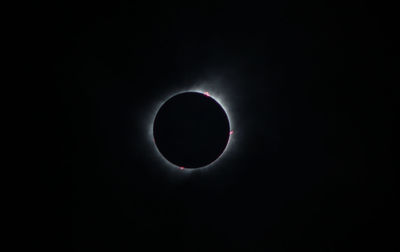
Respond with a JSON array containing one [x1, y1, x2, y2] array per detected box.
[[152, 91, 233, 170]]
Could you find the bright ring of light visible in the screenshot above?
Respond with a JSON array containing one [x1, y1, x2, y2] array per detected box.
[[147, 86, 236, 172]]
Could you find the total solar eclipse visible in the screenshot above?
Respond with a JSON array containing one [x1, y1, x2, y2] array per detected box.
[[153, 92, 232, 169]]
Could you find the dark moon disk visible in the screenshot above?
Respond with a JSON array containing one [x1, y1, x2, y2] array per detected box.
[[153, 92, 231, 169]]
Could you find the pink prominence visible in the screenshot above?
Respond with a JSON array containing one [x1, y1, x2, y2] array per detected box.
[[204, 92, 210, 97]]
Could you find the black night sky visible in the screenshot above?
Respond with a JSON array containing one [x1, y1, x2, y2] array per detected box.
[[58, 1, 395, 251]]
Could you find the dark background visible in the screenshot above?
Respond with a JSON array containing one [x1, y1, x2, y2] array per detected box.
[[57, 1, 395, 251]]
